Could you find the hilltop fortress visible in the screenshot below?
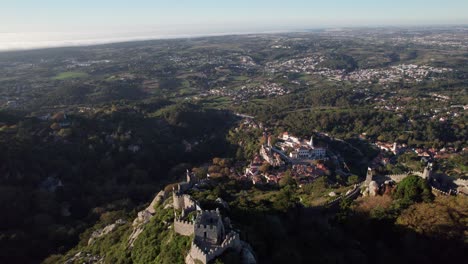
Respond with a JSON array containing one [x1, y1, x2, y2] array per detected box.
[[172, 171, 253, 264]]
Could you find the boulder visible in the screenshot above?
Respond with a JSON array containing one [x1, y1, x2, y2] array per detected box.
[[361, 187, 369, 197]]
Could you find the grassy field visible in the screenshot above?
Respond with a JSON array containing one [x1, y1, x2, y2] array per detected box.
[[233, 75, 250, 81], [52, 71, 89, 80], [200, 96, 232, 109]]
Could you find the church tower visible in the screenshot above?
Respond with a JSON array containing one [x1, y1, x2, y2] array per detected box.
[[309, 136, 314, 147]]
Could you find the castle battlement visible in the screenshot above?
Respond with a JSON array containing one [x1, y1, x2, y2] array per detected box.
[[174, 218, 193, 225], [173, 192, 197, 211], [220, 232, 239, 248], [174, 218, 195, 236], [454, 179, 468, 184], [201, 232, 241, 261], [367, 165, 433, 185], [189, 241, 209, 263], [197, 224, 218, 229], [171, 173, 244, 264], [431, 186, 450, 196]]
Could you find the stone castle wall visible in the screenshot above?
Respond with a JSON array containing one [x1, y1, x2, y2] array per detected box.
[[194, 210, 225, 244], [189, 241, 209, 264], [174, 218, 195, 236], [454, 179, 468, 195], [171, 177, 245, 264], [431, 186, 450, 196], [173, 193, 195, 211], [207, 232, 241, 262], [454, 179, 468, 185], [189, 232, 241, 264], [195, 224, 221, 244], [387, 174, 410, 183], [370, 170, 427, 184]]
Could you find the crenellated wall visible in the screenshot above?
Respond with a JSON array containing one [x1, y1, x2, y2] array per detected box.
[[195, 224, 221, 244], [370, 170, 427, 184], [194, 210, 225, 244], [189, 232, 241, 264], [207, 232, 240, 262], [173, 193, 196, 211], [174, 218, 195, 236], [189, 241, 209, 264], [431, 186, 450, 196], [170, 176, 246, 264], [387, 173, 410, 183]]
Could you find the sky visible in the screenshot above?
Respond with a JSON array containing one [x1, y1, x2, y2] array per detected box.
[[1, 0, 467, 51]]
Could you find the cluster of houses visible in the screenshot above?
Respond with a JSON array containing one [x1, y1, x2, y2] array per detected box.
[[207, 81, 290, 101], [241, 132, 330, 185], [291, 163, 327, 178], [374, 141, 403, 155], [266, 55, 325, 74], [265, 53, 452, 85], [374, 139, 466, 161], [344, 64, 452, 84]]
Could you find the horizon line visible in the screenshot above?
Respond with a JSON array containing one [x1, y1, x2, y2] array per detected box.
[[0, 24, 467, 53]]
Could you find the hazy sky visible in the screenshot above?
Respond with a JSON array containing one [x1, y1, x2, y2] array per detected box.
[[1, 0, 467, 50]]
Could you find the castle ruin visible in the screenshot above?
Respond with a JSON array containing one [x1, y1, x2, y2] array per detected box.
[[172, 170, 243, 264]]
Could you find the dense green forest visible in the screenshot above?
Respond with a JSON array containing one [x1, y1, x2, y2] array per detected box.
[[0, 102, 237, 263]]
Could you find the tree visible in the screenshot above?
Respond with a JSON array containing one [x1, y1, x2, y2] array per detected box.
[[279, 171, 295, 188], [212, 157, 222, 165], [274, 185, 297, 211], [192, 167, 208, 180], [208, 165, 221, 174], [393, 175, 434, 206], [347, 175, 360, 185]]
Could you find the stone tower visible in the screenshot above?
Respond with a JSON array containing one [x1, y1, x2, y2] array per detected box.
[[422, 163, 433, 180], [365, 167, 374, 184], [392, 142, 398, 154], [186, 169, 192, 183], [309, 136, 314, 147]]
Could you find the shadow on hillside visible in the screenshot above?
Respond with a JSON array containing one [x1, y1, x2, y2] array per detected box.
[[228, 202, 467, 264], [0, 104, 240, 264]]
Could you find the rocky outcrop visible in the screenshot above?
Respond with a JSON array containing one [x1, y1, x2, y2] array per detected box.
[[65, 251, 103, 264], [361, 180, 379, 197], [88, 219, 126, 245], [127, 190, 168, 248], [146, 190, 166, 214], [369, 181, 379, 196]]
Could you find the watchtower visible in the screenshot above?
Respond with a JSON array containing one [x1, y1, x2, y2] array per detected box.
[[365, 167, 374, 184]]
